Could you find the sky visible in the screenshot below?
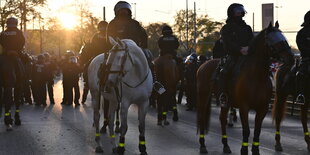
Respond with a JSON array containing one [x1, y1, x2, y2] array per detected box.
[[45, 0, 310, 48]]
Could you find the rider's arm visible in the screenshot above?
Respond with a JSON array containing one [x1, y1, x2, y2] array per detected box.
[[221, 25, 242, 56], [296, 29, 310, 55]]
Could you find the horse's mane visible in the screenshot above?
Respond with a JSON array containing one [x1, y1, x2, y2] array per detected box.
[[248, 29, 267, 55]]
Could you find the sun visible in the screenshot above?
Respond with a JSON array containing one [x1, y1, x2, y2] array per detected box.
[[58, 13, 78, 29]]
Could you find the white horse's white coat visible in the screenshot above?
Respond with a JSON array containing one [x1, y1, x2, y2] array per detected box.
[[88, 38, 153, 153]]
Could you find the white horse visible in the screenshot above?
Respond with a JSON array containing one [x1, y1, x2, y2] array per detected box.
[[88, 38, 153, 154]]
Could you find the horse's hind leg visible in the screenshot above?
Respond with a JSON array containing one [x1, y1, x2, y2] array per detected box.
[[274, 92, 288, 152], [219, 105, 232, 153], [115, 105, 121, 133], [252, 108, 268, 155], [239, 107, 250, 155], [138, 102, 148, 155], [91, 91, 103, 153], [3, 87, 14, 131], [172, 93, 178, 121], [14, 84, 22, 126], [300, 98, 310, 152]]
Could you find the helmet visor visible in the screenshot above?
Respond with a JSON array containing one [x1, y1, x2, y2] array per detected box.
[[233, 6, 246, 15]]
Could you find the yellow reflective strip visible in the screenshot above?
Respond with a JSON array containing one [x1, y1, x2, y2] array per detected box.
[[222, 135, 228, 138], [110, 134, 116, 138], [119, 143, 125, 147], [242, 142, 249, 146], [253, 142, 260, 146], [173, 106, 177, 110], [96, 133, 100, 137], [162, 112, 167, 115], [276, 131, 280, 135], [199, 134, 205, 138], [5, 113, 10, 116], [139, 141, 146, 145], [16, 110, 20, 112], [305, 132, 309, 136]]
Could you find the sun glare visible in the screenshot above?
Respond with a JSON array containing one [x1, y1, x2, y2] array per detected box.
[[58, 13, 78, 29]]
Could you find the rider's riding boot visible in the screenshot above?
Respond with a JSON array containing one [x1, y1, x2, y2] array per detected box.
[[296, 94, 306, 105]]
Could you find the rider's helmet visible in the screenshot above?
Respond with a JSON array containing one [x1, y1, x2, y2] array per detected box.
[[69, 56, 78, 64], [162, 25, 173, 35], [301, 10, 310, 26], [6, 17, 18, 28], [65, 50, 75, 58], [197, 55, 207, 64], [185, 53, 197, 64], [97, 21, 108, 31], [227, 3, 246, 18], [114, 1, 132, 16]]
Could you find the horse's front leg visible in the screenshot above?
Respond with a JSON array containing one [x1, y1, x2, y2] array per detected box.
[[100, 99, 109, 134], [252, 107, 268, 155], [108, 110, 117, 153], [301, 98, 310, 152], [239, 106, 250, 155], [219, 105, 232, 153], [117, 102, 129, 155], [138, 101, 148, 155], [14, 83, 22, 126]]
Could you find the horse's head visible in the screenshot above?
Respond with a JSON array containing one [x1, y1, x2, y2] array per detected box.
[[264, 21, 294, 65], [105, 37, 133, 87]]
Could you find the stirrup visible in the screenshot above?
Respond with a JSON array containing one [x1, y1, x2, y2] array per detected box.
[[219, 93, 228, 108], [296, 94, 305, 105]]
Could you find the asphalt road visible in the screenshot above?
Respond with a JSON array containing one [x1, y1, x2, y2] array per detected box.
[[0, 79, 309, 155]]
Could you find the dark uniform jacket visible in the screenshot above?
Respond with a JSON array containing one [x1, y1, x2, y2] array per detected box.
[[221, 19, 253, 56], [297, 26, 310, 59], [62, 62, 81, 86], [158, 34, 179, 56], [91, 32, 109, 55], [0, 27, 25, 54], [107, 17, 148, 49]]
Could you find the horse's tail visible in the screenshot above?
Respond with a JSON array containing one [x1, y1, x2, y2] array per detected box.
[[272, 66, 290, 124], [197, 59, 220, 134]]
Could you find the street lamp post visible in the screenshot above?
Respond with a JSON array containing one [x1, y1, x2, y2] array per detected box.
[[131, 3, 136, 19]]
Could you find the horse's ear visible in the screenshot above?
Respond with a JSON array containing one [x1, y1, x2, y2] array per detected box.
[[275, 21, 279, 29], [266, 21, 273, 31], [109, 36, 118, 46], [116, 38, 125, 48]]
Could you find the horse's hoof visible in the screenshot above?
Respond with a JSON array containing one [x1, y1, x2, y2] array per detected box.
[[251, 147, 260, 155], [275, 143, 283, 151], [164, 121, 170, 126], [95, 146, 104, 153], [223, 145, 232, 153], [115, 126, 121, 133], [240, 147, 248, 155], [173, 115, 179, 122], [228, 123, 233, 127], [117, 146, 125, 154], [200, 146, 208, 153], [100, 127, 107, 134], [112, 147, 118, 154], [6, 124, 13, 131], [140, 152, 148, 155]]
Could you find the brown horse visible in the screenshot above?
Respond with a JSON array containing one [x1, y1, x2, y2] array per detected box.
[[271, 59, 310, 152], [197, 22, 293, 155], [153, 54, 179, 125]]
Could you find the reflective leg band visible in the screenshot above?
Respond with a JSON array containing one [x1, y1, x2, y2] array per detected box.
[[276, 131, 280, 135], [242, 142, 249, 146], [5, 113, 10, 116], [110, 134, 116, 138], [253, 142, 260, 146], [173, 106, 177, 110], [199, 134, 205, 138], [16, 110, 20, 113], [119, 143, 125, 147], [96, 133, 100, 137], [222, 135, 228, 138], [162, 112, 167, 115], [305, 132, 309, 136], [139, 141, 146, 145]]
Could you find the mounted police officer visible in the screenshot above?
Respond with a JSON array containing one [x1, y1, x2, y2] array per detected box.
[[158, 25, 179, 57], [218, 3, 254, 106], [296, 10, 310, 104], [107, 1, 148, 49], [0, 17, 25, 126]]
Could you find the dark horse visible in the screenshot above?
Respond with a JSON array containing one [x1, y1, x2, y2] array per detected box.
[[197, 22, 293, 155], [78, 41, 120, 134], [271, 58, 310, 152], [153, 54, 179, 125], [0, 54, 23, 131]]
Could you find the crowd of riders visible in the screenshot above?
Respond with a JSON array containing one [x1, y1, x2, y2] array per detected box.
[[0, 0, 309, 113]]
